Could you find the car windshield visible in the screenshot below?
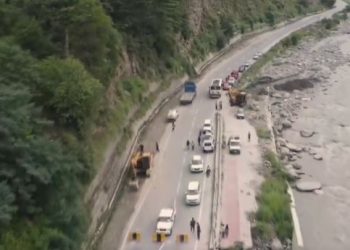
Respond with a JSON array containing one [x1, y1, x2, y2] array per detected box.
[[210, 85, 221, 90], [188, 189, 198, 195], [213, 80, 220, 85], [158, 216, 170, 222], [230, 140, 239, 146], [204, 142, 211, 146], [192, 159, 202, 165]]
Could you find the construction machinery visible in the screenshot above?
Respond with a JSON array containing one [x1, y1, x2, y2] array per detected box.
[[130, 150, 153, 177], [228, 88, 247, 107]]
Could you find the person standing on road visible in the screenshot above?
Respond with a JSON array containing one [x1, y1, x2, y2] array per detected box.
[[196, 222, 201, 240], [248, 131, 251, 142], [191, 141, 195, 151], [190, 218, 196, 232], [172, 121, 175, 131], [219, 100, 222, 110], [186, 140, 190, 150], [155, 142, 159, 152], [198, 135, 201, 145], [225, 224, 229, 237]]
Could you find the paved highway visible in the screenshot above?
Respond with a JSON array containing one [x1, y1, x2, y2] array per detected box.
[[117, 2, 346, 249]]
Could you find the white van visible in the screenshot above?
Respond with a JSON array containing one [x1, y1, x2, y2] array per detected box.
[[185, 181, 201, 205]]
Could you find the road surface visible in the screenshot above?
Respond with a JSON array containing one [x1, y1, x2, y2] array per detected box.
[[99, 1, 347, 249]]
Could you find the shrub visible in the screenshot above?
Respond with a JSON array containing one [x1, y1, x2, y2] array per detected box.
[[256, 127, 271, 139]]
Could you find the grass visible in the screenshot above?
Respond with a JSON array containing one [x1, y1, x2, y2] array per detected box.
[[253, 151, 293, 242], [256, 127, 271, 140]]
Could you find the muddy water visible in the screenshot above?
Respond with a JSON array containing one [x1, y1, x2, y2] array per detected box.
[[283, 63, 350, 250]]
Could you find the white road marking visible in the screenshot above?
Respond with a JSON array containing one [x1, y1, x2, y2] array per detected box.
[[194, 154, 211, 250], [288, 184, 304, 247], [119, 128, 174, 250]]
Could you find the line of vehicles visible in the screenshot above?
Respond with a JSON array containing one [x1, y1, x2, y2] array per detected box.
[[129, 60, 258, 239]]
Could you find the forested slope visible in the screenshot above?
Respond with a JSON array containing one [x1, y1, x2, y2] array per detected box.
[[0, 0, 328, 249]]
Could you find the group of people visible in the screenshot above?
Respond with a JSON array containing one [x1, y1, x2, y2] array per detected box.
[[215, 100, 223, 111], [190, 218, 201, 240], [220, 223, 229, 238], [186, 140, 195, 150]]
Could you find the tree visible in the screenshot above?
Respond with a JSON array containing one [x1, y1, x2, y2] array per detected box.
[[36, 57, 103, 132], [0, 182, 16, 227], [321, 0, 336, 8]]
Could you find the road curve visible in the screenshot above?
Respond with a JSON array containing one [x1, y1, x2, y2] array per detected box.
[[116, 1, 347, 250]]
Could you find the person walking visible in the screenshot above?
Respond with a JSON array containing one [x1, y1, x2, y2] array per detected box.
[[191, 141, 195, 151], [248, 131, 251, 142], [172, 121, 175, 131], [156, 142, 159, 152], [190, 218, 196, 233], [196, 222, 201, 240], [186, 140, 190, 150], [197, 135, 201, 145], [225, 224, 229, 237], [219, 100, 222, 110]]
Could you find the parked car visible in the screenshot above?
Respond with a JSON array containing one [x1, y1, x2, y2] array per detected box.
[[190, 155, 204, 173], [202, 139, 215, 153], [185, 181, 201, 205], [253, 52, 262, 60], [236, 108, 245, 119], [228, 136, 241, 154], [222, 81, 230, 90], [227, 77, 236, 87], [156, 208, 176, 235], [167, 109, 179, 122]]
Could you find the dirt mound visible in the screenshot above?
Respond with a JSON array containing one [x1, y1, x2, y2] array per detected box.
[[273, 78, 315, 92]]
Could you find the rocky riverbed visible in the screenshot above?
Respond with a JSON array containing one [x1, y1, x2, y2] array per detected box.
[[248, 17, 350, 250]]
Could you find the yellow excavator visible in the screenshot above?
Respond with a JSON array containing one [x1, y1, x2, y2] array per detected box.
[[130, 148, 153, 177], [228, 88, 247, 107]]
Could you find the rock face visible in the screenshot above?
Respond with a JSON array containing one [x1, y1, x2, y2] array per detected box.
[[296, 180, 322, 192], [300, 130, 315, 137]]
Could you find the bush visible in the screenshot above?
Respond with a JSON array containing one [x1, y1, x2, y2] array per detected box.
[[256, 127, 271, 139], [321, 0, 336, 8]]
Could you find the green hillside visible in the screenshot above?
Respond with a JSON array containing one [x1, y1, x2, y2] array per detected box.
[[0, 0, 329, 249]]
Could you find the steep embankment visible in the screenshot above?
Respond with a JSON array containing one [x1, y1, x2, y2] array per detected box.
[[0, 0, 330, 249]]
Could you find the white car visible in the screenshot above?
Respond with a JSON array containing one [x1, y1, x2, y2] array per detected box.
[[236, 108, 245, 119], [253, 52, 262, 60], [228, 136, 241, 154], [185, 181, 201, 205], [190, 155, 204, 172], [202, 139, 215, 153], [156, 208, 176, 235], [167, 109, 179, 122]]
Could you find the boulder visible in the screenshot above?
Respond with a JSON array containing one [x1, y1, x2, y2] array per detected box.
[[288, 155, 297, 162], [277, 137, 287, 147], [271, 238, 283, 250], [313, 154, 323, 160], [282, 120, 292, 129], [285, 165, 300, 179], [296, 180, 322, 192], [280, 147, 291, 159], [292, 163, 302, 170], [300, 130, 315, 138], [285, 143, 303, 153]]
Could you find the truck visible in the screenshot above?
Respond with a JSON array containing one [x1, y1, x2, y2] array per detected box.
[[209, 79, 222, 98], [180, 81, 197, 105], [228, 88, 247, 107]]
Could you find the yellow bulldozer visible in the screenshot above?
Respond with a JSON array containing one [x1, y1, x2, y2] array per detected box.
[[130, 150, 153, 177], [228, 88, 247, 107]]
